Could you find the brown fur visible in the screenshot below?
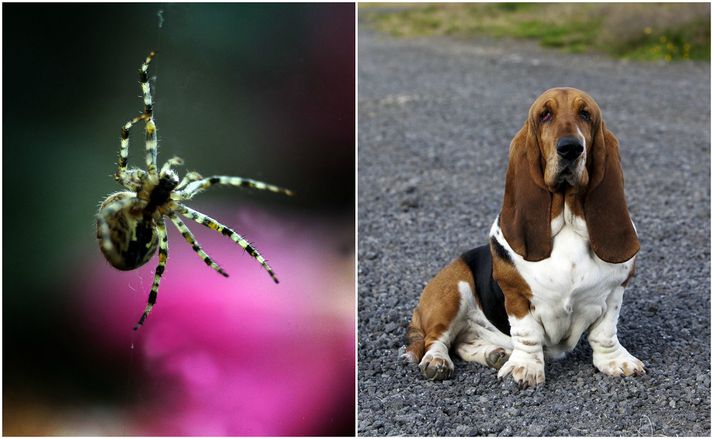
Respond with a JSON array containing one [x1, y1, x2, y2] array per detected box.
[[552, 188, 586, 220], [566, 189, 585, 218], [583, 121, 640, 263], [499, 122, 552, 261], [550, 192, 564, 221], [499, 87, 638, 263], [406, 259, 473, 361], [490, 240, 533, 319]]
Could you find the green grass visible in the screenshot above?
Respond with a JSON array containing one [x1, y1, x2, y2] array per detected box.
[[361, 3, 710, 61]]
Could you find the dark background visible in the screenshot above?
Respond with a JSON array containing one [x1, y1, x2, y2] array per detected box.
[[4, 3, 354, 435]]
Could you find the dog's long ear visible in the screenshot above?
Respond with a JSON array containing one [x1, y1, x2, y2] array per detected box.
[[499, 121, 552, 261], [584, 120, 640, 263]]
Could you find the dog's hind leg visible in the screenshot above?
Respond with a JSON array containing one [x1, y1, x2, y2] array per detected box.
[[403, 258, 474, 380], [454, 282, 513, 370], [456, 335, 511, 370]]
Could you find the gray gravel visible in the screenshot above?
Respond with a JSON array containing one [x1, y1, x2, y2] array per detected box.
[[358, 28, 710, 436]]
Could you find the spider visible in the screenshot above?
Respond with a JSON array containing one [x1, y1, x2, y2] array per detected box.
[[96, 51, 293, 330]]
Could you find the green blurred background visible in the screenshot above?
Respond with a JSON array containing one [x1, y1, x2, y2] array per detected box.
[[361, 3, 710, 61], [3, 3, 354, 434]]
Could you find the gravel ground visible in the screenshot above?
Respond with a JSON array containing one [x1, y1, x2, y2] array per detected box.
[[357, 28, 710, 436]]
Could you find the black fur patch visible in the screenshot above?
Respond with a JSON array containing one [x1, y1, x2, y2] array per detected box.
[[490, 236, 513, 265], [461, 245, 510, 335]]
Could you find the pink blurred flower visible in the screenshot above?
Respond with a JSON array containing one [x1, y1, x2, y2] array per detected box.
[[81, 205, 354, 436]]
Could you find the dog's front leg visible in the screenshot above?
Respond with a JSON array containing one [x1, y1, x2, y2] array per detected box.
[[588, 285, 646, 377], [497, 309, 546, 388], [491, 241, 546, 388]]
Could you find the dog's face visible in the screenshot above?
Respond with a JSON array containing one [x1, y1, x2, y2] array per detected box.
[[528, 87, 601, 191]]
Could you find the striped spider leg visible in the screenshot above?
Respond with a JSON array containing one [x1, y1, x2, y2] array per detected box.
[[115, 51, 156, 189], [175, 171, 203, 192], [167, 212, 229, 277], [174, 203, 281, 283], [115, 113, 150, 190], [134, 217, 168, 330], [173, 175, 294, 201], [139, 51, 159, 177]]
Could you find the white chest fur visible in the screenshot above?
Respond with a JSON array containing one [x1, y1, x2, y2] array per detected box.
[[491, 203, 635, 353]]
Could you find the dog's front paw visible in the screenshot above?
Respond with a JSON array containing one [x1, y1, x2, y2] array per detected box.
[[497, 353, 545, 388], [419, 351, 454, 380], [593, 348, 645, 377]]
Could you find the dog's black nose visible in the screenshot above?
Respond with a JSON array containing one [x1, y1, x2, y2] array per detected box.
[[556, 137, 584, 161]]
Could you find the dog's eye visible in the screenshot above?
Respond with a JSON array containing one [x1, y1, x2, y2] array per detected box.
[[540, 110, 552, 123], [579, 109, 591, 121]]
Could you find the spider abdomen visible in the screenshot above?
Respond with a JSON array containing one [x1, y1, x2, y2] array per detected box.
[[97, 192, 158, 270]]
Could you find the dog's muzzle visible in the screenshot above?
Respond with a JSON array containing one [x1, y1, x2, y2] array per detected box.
[[554, 136, 585, 186]]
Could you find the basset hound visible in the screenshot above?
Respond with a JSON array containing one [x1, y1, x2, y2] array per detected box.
[[403, 87, 644, 387]]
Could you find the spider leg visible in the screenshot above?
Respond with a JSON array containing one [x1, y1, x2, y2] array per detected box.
[[174, 175, 294, 201], [167, 212, 229, 277], [174, 171, 204, 191], [176, 203, 279, 283], [144, 116, 159, 177], [97, 196, 140, 253], [160, 156, 184, 177], [139, 51, 159, 177], [134, 218, 168, 330], [139, 51, 156, 117], [116, 113, 150, 187]]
